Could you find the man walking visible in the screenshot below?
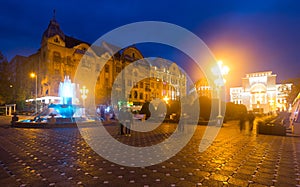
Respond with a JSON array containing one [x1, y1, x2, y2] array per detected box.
[[248, 111, 255, 132]]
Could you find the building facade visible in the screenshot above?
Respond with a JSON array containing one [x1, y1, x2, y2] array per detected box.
[[230, 71, 292, 113], [9, 16, 187, 109], [191, 78, 212, 98]]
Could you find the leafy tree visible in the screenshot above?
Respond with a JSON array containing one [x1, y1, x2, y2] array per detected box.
[[199, 96, 211, 120], [0, 52, 13, 104], [225, 102, 248, 120]]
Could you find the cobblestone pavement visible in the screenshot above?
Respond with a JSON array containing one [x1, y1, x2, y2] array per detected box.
[[0, 116, 300, 186]]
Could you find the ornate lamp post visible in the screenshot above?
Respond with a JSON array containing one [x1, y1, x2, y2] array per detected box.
[[211, 60, 229, 125], [30, 72, 38, 114], [80, 86, 89, 108]]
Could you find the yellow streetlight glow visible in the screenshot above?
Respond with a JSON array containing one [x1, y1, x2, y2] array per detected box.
[[163, 96, 169, 104], [30, 72, 36, 78], [211, 60, 230, 124], [30, 72, 38, 114]]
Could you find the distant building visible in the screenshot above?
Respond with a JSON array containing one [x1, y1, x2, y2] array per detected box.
[[8, 15, 186, 108], [191, 78, 212, 98], [230, 71, 292, 113]]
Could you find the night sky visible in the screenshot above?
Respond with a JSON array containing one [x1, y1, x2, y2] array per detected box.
[[1, 0, 300, 87]]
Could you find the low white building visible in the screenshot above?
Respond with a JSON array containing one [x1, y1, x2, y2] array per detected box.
[[230, 71, 292, 113]]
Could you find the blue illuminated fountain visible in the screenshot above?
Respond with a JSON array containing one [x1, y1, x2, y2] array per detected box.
[[15, 76, 85, 126], [50, 76, 80, 118], [58, 76, 78, 105]]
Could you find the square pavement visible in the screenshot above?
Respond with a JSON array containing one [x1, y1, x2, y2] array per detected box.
[[0, 117, 300, 186]]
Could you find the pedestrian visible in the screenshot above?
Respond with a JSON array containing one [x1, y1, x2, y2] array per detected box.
[[118, 108, 125, 135], [124, 108, 133, 136], [248, 111, 255, 131], [239, 112, 246, 132]]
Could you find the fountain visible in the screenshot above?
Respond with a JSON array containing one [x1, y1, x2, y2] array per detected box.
[[13, 76, 88, 127], [58, 76, 78, 105]]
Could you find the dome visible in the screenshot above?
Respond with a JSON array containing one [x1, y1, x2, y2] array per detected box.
[[42, 18, 65, 41]]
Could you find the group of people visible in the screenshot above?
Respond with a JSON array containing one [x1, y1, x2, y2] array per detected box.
[[239, 111, 256, 132], [118, 107, 133, 136]]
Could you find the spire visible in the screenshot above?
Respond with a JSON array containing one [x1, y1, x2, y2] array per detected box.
[[52, 9, 56, 21], [42, 10, 65, 41]]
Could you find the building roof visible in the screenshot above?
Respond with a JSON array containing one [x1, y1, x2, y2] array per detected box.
[[42, 18, 65, 41], [65, 35, 90, 48]]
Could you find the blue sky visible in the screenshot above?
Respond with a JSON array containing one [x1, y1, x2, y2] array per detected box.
[[1, 0, 300, 86]]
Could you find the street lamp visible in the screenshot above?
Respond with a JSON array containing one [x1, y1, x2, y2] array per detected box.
[[211, 60, 229, 125], [163, 96, 170, 104], [30, 72, 38, 114], [80, 86, 89, 108]]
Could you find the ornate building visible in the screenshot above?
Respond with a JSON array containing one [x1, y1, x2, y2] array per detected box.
[[230, 71, 292, 113], [9, 16, 187, 109], [191, 78, 212, 98]]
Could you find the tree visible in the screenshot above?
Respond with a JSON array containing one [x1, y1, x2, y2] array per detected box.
[[225, 102, 248, 120], [199, 96, 211, 120], [0, 51, 13, 105]]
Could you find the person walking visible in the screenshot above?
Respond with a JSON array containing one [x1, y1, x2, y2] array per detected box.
[[248, 111, 255, 132], [239, 112, 246, 132], [124, 108, 133, 136], [118, 108, 125, 135]]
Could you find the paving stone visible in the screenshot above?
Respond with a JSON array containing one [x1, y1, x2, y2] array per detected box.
[[209, 173, 229, 182], [276, 176, 298, 186], [201, 179, 225, 186], [252, 176, 274, 186], [248, 183, 269, 187], [228, 177, 250, 186]]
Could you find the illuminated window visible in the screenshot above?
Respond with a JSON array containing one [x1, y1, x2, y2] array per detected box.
[[116, 66, 121, 73], [54, 37, 60, 44], [134, 91, 138, 99], [53, 51, 61, 63], [151, 82, 154, 88], [105, 65, 109, 73], [96, 64, 100, 72]]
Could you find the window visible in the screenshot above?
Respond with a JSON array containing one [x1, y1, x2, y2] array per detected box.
[[67, 57, 73, 66], [81, 58, 90, 68], [116, 66, 121, 73], [55, 69, 60, 75], [140, 93, 143, 99], [105, 65, 109, 73], [145, 83, 150, 92], [151, 82, 154, 88], [53, 51, 61, 63], [54, 37, 60, 44], [134, 91, 138, 99], [96, 64, 100, 72], [140, 82, 144, 88]]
